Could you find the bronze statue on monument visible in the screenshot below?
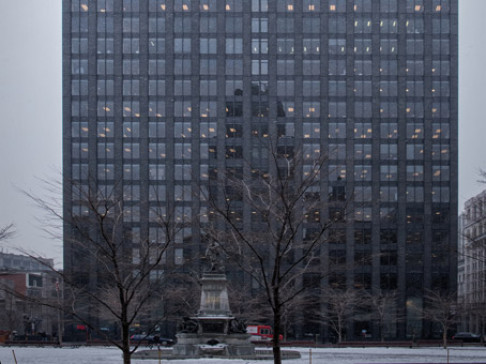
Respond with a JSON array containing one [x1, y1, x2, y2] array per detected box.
[[205, 241, 226, 273]]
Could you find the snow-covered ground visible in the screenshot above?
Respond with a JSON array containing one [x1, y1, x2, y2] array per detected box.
[[0, 346, 486, 364]]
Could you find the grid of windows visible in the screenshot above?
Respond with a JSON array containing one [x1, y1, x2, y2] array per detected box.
[[65, 0, 457, 341]]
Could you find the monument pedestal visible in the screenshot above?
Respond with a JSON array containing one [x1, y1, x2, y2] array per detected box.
[[172, 273, 255, 358], [134, 272, 300, 360], [173, 332, 255, 358]]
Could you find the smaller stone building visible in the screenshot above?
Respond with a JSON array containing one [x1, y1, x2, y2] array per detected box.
[[458, 190, 486, 334], [0, 252, 59, 337]]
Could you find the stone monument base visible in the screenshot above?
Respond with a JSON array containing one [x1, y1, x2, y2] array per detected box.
[[172, 332, 255, 358], [133, 271, 301, 360], [169, 273, 256, 359]]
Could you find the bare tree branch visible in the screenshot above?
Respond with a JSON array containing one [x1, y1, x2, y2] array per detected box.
[[423, 290, 458, 349], [0, 223, 15, 241], [312, 287, 365, 344], [205, 141, 337, 364], [20, 178, 190, 364]]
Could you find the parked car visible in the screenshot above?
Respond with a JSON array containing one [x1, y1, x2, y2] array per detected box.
[[451, 332, 481, 342], [130, 334, 175, 346]]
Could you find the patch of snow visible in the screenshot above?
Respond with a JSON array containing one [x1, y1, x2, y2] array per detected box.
[[1, 346, 486, 364]]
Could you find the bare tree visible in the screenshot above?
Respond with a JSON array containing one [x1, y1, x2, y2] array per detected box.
[[365, 290, 400, 342], [316, 287, 364, 344], [22, 179, 183, 364], [229, 283, 310, 342], [227, 283, 272, 323], [279, 292, 314, 341], [206, 143, 334, 364], [423, 290, 457, 348], [0, 223, 14, 241]]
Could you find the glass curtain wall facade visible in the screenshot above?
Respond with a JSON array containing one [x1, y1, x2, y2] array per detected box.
[[63, 0, 457, 340]]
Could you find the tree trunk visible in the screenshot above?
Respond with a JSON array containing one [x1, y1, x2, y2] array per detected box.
[[380, 319, 384, 342], [442, 326, 448, 349], [121, 312, 131, 364], [273, 306, 282, 364], [337, 317, 343, 344], [123, 349, 131, 364]]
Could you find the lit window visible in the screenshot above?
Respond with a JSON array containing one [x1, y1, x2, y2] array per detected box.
[[182, 4, 189, 10], [435, 5, 441, 11], [287, 4, 294, 11], [330, 5, 336, 11], [415, 5, 421, 11]]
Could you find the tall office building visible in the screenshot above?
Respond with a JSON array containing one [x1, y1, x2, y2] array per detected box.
[[63, 0, 457, 340]]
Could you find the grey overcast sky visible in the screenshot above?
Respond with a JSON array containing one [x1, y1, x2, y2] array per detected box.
[[0, 1, 485, 265]]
